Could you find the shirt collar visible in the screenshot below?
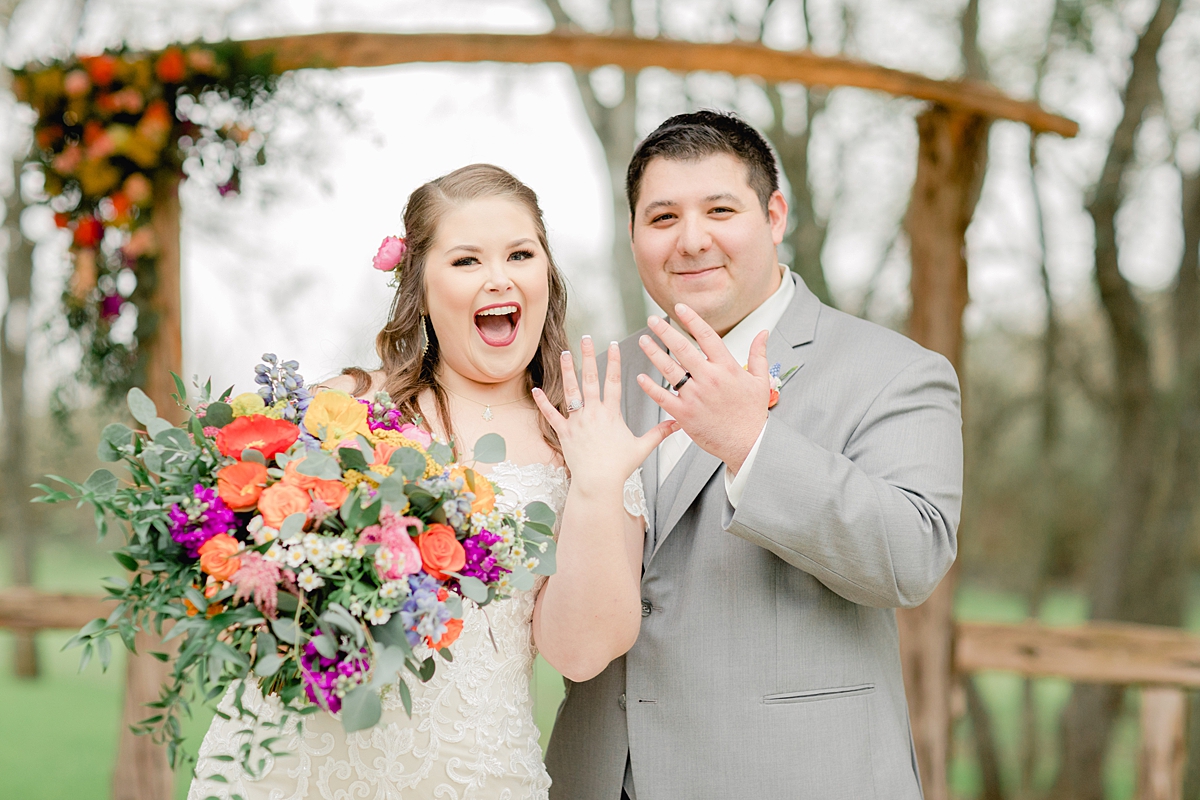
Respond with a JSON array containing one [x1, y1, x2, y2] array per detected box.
[[668, 266, 796, 365]]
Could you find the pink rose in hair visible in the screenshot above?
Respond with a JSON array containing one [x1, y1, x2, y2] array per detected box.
[[373, 236, 407, 271]]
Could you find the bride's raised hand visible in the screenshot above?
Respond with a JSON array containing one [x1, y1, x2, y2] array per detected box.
[[532, 336, 678, 492]]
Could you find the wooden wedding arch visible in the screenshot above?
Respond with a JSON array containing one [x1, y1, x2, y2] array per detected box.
[[4, 29, 1192, 800]]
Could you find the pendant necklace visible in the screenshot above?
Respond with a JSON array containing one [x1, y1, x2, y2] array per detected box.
[[443, 387, 530, 422]]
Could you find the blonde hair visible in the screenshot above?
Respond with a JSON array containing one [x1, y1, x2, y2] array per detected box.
[[343, 164, 569, 454]]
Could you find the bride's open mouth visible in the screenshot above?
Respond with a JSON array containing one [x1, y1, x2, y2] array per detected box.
[[474, 302, 522, 347]]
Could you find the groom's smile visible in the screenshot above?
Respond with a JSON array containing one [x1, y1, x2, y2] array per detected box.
[[629, 153, 788, 337]]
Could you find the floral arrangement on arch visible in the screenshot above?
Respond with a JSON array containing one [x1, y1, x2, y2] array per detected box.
[[12, 42, 280, 404], [34, 355, 557, 771]]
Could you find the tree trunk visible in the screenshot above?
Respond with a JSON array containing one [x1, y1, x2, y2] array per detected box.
[[1055, 3, 1181, 798], [111, 175, 181, 800], [899, 104, 990, 800], [544, 0, 646, 334], [1, 159, 36, 678]]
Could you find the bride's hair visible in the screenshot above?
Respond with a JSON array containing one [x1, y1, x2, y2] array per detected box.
[[342, 163, 569, 454]]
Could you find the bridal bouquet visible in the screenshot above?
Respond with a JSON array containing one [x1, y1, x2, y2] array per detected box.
[[36, 355, 556, 767]]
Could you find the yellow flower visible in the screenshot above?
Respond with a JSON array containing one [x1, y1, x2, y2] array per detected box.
[[303, 390, 372, 443], [230, 392, 266, 417], [342, 469, 372, 490], [263, 400, 289, 420]]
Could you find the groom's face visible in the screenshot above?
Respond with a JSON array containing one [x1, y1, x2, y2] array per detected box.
[[630, 153, 787, 336]]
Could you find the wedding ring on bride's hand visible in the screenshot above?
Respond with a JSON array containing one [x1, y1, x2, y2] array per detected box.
[[672, 371, 693, 392], [566, 398, 584, 412]]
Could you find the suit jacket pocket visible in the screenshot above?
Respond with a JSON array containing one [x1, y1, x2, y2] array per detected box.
[[762, 683, 875, 705]]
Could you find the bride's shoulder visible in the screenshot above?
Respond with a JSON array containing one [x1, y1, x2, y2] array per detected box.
[[312, 369, 386, 397]]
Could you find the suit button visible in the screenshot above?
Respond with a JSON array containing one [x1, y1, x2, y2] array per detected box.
[[641, 600, 652, 617], [619, 693, 627, 710]]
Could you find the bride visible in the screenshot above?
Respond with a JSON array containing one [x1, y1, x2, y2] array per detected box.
[[188, 164, 675, 799]]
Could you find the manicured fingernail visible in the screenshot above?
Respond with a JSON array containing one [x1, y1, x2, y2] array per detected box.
[[582, 334, 591, 339], [610, 341, 619, 348], [561, 350, 571, 358], [639, 335, 651, 346], [675, 303, 688, 315], [648, 315, 663, 326]]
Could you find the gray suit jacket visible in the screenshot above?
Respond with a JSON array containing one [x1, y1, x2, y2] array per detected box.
[[545, 278, 962, 800]]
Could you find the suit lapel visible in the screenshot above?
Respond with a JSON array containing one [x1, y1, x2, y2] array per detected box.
[[646, 276, 823, 566]]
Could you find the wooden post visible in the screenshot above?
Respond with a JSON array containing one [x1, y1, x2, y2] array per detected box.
[[1137, 686, 1188, 800], [899, 104, 990, 800], [111, 174, 181, 800]]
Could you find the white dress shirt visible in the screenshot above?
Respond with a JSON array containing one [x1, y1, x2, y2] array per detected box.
[[657, 266, 796, 508]]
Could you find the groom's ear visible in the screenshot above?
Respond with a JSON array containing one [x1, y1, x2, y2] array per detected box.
[[628, 217, 635, 242]]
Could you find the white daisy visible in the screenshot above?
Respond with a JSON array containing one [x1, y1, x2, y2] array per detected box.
[[285, 547, 306, 569], [328, 538, 354, 558], [263, 543, 285, 563], [352, 544, 367, 560], [379, 582, 402, 599], [367, 606, 392, 626], [296, 569, 325, 592], [349, 600, 364, 617]]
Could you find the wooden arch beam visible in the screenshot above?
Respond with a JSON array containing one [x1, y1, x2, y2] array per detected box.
[[239, 31, 1078, 138]]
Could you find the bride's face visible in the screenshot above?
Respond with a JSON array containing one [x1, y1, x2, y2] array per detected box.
[[424, 196, 550, 387]]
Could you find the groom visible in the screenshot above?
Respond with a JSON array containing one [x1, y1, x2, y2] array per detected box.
[[545, 110, 962, 799]]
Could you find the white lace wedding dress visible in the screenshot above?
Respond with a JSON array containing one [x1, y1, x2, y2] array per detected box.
[[188, 462, 644, 800]]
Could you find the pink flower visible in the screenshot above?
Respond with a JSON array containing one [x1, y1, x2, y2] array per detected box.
[[398, 422, 433, 448], [372, 236, 406, 271], [230, 551, 283, 618], [359, 511, 424, 580]]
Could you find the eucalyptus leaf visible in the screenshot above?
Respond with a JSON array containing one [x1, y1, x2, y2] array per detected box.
[[396, 679, 413, 717], [507, 564, 535, 592], [443, 594, 463, 619], [241, 448, 266, 465], [203, 402, 234, 429], [276, 593, 299, 615], [270, 618, 300, 645], [471, 433, 506, 464], [127, 387, 158, 425], [524, 501, 556, 529], [279, 513, 306, 539], [369, 646, 407, 690], [427, 441, 453, 465], [84, 469, 119, 498], [418, 656, 436, 682], [340, 684, 382, 732], [355, 435, 375, 456], [377, 475, 407, 507], [312, 633, 337, 659], [337, 446, 368, 472], [253, 654, 284, 677], [155, 427, 193, 451], [372, 614, 414, 656], [530, 541, 557, 576], [457, 575, 489, 604], [296, 452, 342, 480], [97, 423, 133, 462], [388, 447, 427, 481], [145, 417, 173, 438]]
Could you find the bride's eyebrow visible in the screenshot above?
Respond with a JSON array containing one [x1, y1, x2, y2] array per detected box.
[[446, 244, 481, 255], [507, 238, 534, 248]]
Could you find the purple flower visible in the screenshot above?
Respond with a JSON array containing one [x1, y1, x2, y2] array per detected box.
[[399, 573, 451, 648], [299, 632, 370, 713], [169, 484, 236, 558], [99, 293, 123, 319], [460, 530, 506, 584]]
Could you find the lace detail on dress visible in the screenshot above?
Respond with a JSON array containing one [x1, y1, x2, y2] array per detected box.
[[623, 468, 648, 522], [188, 461, 568, 800]]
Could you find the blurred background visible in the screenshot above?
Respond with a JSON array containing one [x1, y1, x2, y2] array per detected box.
[[2, 0, 1200, 798]]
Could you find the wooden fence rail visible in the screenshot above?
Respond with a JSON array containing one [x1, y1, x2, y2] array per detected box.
[[1, 588, 1195, 798]]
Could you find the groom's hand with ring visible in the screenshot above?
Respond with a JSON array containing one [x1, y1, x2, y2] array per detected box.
[[636, 303, 772, 476]]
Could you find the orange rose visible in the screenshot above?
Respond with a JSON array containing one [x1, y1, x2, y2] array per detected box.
[[216, 460, 268, 511], [257, 483, 311, 529], [427, 617, 464, 651], [452, 467, 496, 515], [416, 524, 466, 581], [198, 533, 241, 582], [281, 458, 319, 491], [310, 479, 349, 510]]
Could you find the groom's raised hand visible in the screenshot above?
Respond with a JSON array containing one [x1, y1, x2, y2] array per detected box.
[[636, 303, 771, 476]]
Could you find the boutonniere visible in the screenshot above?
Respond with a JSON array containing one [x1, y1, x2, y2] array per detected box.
[[768, 363, 799, 409]]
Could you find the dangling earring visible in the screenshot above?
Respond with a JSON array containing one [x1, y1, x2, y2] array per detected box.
[[420, 314, 430, 356]]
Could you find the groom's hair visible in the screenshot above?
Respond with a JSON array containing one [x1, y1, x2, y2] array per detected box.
[[625, 110, 780, 219]]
